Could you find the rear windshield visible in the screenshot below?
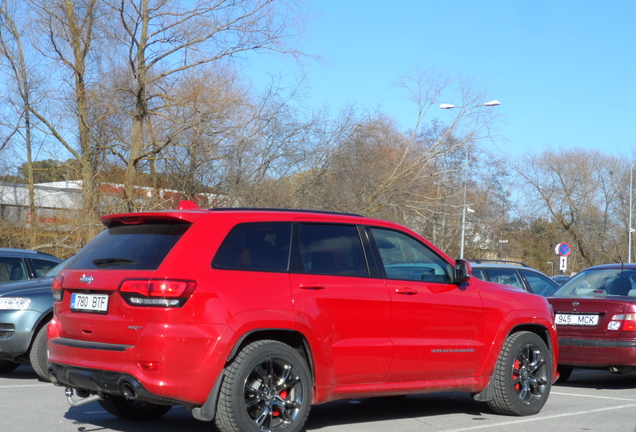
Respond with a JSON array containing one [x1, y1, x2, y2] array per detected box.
[[553, 268, 636, 298], [66, 222, 191, 270]]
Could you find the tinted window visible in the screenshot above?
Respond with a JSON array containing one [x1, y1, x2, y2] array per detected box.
[[0, 257, 26, 282], [213, 222, 291, 272], [67, 222, 190, 270], [370, 227, 451, 283], [485, 268, 524, 289], [297, 224, 368, 277]]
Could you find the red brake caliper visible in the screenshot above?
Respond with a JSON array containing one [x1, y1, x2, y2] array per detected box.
[[273, 389, 288, 417], [513, 359, 521, 391]]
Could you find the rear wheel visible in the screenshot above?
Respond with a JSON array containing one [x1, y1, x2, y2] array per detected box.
[[29, 323, 50, 382], [215, 340, 312, 432], [0, 360, 19, 374], [98, 395, 172, 420], [488, 331, 552, 416]]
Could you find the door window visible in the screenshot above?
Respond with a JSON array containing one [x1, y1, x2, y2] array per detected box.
[[297, 224, 368, 277], [370, 227, 451, 283]]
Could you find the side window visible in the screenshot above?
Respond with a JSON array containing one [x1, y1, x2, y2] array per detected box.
[[0, 257, 27, 282], [32, 258, 58, 278], [213, 222, 291, 272], [298, 223, 368, 277], [472, 268, 487, 280], [370, 227, 451, 283], [521, 270, 559, 296], [486, 268, 524, 289]]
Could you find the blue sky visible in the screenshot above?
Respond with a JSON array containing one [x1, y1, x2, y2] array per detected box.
[[250, 0, 636, 158]]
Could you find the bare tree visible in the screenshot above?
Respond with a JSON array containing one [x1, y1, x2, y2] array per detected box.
[[0, 0, 43, 246], [21, 0, 107, 241], [515, 149, 624, 268], [102, 0, 306, 210]]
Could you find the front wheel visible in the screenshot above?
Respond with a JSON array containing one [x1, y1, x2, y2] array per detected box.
[[29, 323, 50, 382], [215, 340, 312, 432], [487, 331, 552, 416]]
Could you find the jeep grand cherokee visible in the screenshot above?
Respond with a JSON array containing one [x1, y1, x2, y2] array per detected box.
[[48, 202, 558, 432]]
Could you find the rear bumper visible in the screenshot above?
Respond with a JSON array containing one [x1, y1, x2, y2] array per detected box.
[[558, 338, 636, 367], [49, 362, 186, 407], [47, 319, 229, 405]]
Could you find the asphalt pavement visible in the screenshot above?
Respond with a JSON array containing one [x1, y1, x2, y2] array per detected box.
[[1, 365, 635, 432]]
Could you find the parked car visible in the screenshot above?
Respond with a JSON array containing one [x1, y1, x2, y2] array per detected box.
[[548, 263, 636, 382], [48, 202, 558, 432], [0, 260, 66, 381], [552, 274, 571, 286], [0, 248, 61, 284], [470, 260, 560, 297]]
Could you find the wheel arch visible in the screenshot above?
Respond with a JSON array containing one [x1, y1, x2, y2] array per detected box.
[[28, 310, 53, 352], [228, 329, 311, 364], [508, 324, 553, 353], [474, 324, 555, 403], [192, 328, 314, 423]]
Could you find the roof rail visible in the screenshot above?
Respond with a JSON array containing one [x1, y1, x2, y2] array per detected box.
[[206, 207, 364, 217], [470, 259, 530, 267]]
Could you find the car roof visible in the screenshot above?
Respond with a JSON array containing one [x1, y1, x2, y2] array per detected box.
[[469, 260, 548, 274], [579, 263, 636, 271], [0, 248, 61, 260], [469, 260, 530, 268]]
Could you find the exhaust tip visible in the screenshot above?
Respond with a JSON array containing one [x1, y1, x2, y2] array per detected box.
[[121, 382, 136, 400]]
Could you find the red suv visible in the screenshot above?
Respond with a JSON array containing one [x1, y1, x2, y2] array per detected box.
[[48, 203, 558, 432]]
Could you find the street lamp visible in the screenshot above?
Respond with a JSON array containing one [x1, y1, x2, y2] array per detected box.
[[439, 100, 500, 259], [629, 162, 636, 263]]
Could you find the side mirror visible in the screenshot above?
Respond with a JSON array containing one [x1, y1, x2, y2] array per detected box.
[[455, 259, 472, 284]]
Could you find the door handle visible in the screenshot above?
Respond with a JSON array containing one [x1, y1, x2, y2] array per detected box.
[[395, 287, 418, 295], [299, 284, 325, 290]]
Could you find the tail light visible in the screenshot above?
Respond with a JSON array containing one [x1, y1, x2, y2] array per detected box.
[[607, 314, 636, 331], [119, 279, 196, 307], [52, 275, 64, 302]]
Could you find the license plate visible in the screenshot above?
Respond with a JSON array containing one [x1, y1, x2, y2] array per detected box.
[[70, 293, 109, 312], [555, 313, 599, 326]]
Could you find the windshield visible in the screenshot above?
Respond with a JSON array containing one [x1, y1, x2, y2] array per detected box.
[[553, 267, 636, 298]]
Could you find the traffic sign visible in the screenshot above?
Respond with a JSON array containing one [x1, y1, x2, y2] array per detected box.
[[555, 242, 571, 257]]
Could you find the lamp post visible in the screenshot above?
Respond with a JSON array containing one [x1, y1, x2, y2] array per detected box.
[[629, 162, 636, 263], [439, 100, 500, 259]]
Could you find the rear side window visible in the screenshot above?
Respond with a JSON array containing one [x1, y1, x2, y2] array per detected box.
[[472, 268, 487, 280], [67, 222, 190, 270], [521, 270, 558, 296], [297, 223, 368, 277], [213, 222, 291, 272], [32, 258, 59, 277]]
